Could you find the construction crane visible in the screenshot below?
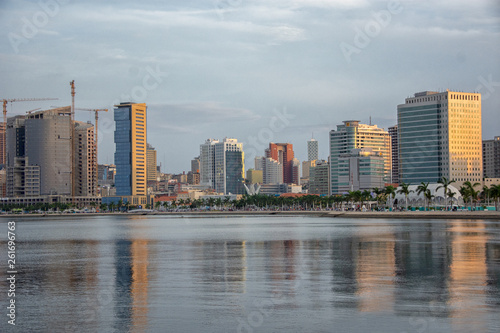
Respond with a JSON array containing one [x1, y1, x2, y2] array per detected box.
[[26, 108, 41, 114], [75, 108, 108, 161], [1, 97, 58, 165], [70, 80, 76, 202]]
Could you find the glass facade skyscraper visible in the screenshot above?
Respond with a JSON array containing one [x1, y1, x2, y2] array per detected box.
[[200, 138, 244, 195], [397, 91, 482, 189], [114, 103, 147, 198]]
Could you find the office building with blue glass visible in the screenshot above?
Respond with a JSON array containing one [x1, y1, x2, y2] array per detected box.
[[397, 90, 482, 189]]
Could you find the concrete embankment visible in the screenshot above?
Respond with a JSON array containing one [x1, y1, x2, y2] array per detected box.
[[1, 210, 499, 220]]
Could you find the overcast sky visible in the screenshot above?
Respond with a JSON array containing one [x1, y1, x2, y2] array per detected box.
[[1, 0, 499, 173]]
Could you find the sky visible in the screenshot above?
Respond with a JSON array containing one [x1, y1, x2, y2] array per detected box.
[[1, 0, 499, 174]]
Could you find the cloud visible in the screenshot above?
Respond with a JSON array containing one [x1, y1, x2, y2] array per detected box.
[[148, 102, 261, 125], [0, 0, 498, 172]]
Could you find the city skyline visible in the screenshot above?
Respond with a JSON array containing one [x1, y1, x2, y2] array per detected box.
[[1, 1, 499, 173]]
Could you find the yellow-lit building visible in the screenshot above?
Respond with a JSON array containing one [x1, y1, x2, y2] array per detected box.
[[246, 169, 263, 184], [398, 90, 482, 188], [146, 143, 157, 182], [114, 102, 149, 206]]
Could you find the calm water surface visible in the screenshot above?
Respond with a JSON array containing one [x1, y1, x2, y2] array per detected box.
[[1, 215, 499, 333]]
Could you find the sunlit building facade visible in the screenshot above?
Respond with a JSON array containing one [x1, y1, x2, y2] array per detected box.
[[397, 90, 482, 188], [200, 138, 245, 195], [114, 102, 148, 205], [329, 120, 391, 194]]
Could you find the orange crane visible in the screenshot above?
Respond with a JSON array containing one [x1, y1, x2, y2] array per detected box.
[[26, 108, 41, 114], [75, 107, 108, 147], [74, 107, 107, 200], [1, 97, 58, 165]]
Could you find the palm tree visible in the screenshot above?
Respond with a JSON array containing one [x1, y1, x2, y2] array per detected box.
[[459, 186, 470, 210], [447, 190, 456, 209], [490, 184, 500, 211], [424, 189, 435, 210], [207, 198, 216, 210], [416, 182, 430, 211], [462, 181, 480, 210], [385, 185, 396, 210], [361, 189, 372, 211], [397, 182, 413, 210], [437, 177, 455, 210], [372, 187, 384, 210], [215, 198, 223, 210], [178, 199, 185, 208], [481, 185, 491, 206], [223, 196, 231, 209]]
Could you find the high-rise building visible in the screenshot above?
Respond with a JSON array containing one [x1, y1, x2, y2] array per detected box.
[[0, 122, 6, 196], [483, 136, 500, 178], [6, 107, 97, 198], [292, 158, 300, 185], [74, 121, 97, 196], [114, 102, 148, 205], [200, 139, 219, 187], [199, 138, 244, 195], [6, 115, 40, 197], [388, 125, 399, 184], [255, 156, 283, 184], [265, 142, 296, 184], [309, 160, 329, 195], [187, 171, 200, 185], [301, 160, 316, 179], [191, 156, 200, 174], [246, 169, 263, 184], [397, 90, 482, 188], [337, 148, 385, 193], [146, 143, 157, 182], [307, 138, 318, 161], [329, 120, 391, 194]]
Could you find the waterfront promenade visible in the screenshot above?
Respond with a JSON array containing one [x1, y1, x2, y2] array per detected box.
[[2, 210, 500, 220]]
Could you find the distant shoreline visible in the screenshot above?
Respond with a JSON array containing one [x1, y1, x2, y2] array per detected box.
[[1, 210, 499, 220]]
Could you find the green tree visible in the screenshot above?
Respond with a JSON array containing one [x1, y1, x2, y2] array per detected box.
[[397, 182, 413, 210], [361, 190, 372, 210], [416, 182, 430, 210], [385, 185, 396, 210], [372, 187, 384, 210], [462, 181, 480, 210], [437, 177, 455, 210], [481, 185, 491, 206], [490, 184, 500, 211], [424, 189, 435, 210]]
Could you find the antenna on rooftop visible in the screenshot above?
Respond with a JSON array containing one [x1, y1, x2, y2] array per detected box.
[[369, 116, 372, 126]]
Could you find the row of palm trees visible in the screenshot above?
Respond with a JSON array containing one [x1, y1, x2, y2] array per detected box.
[[2, 179, 499, 213], [156, 177, 500, 212], [392, 177, 500, 211]]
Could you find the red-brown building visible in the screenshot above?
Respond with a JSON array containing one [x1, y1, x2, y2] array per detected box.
[[266, 143, 296, 184]]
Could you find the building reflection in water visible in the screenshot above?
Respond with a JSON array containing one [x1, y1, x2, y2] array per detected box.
[[393, 222, 451, 318], [354, 230, 396, 313], [265, 240, 299, 302], [114, 239, 133, 332], [327, 220, 500, 324], [448, 222, 489, 331], [113, 219, 152, 333], [193, 240, 247, 294]]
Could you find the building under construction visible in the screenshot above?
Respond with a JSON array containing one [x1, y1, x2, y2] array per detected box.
[[3, 107, 98, 206]]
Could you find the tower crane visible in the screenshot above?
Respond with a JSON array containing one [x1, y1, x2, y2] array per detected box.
[[26, 108, 41, 114], [1, 97, 58, 165], [75, 108, 108, 162]]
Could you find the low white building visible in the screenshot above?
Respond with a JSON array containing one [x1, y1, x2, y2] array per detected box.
[[393, 184, 464, 207]]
